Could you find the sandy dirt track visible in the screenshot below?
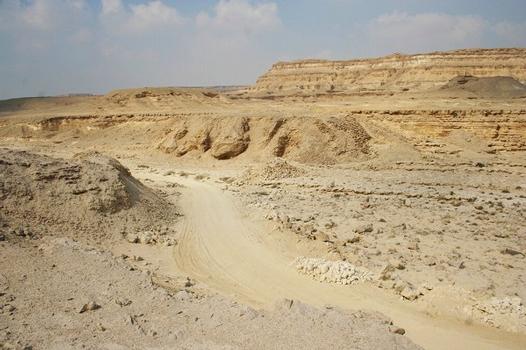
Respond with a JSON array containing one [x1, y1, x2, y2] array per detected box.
[[171, 178, 526, 350]]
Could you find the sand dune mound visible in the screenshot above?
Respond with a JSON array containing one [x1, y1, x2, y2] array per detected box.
[[441, 76, 526, 98], [0, 149, 177, 244], [242, 158, 306, 182]]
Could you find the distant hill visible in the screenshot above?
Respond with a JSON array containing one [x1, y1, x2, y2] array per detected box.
[[248, 48, 526, 97]]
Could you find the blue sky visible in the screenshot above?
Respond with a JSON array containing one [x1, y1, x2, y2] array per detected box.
[[1, 0, 525, 99]]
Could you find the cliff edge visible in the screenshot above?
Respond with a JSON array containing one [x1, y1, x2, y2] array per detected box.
[[249, 48, 526, 97]]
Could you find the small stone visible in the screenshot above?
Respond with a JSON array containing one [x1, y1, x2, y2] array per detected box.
[[132, 255, 144, 261], [348, 235, 361, 244], [174, 290, 192, 301], [389, 326, 406, 335], [389, 259, 405, 270], [184, 277, 194, 288], [314, 232, 330, 242], [79, 301, 101, 313], [324, 220, 336, 229], [355, 224, 373, 234], [378, 263, 395, 281], [126, 234, 139, 243], [115, 298, 132, 307], [138, 232, 153, 244], [400, 285, 419, 301], [407, 242, 419, 251], [15, 227, 27, 237]]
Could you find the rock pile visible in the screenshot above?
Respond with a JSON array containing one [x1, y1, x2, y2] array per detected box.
[[243, 158, 306, 182], [294, 257, 373, 285], [476, 296, 524, 318]]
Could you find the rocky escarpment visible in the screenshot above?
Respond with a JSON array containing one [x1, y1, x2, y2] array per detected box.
[[250, 48, 526, 97], [3, 108, 525, 165]]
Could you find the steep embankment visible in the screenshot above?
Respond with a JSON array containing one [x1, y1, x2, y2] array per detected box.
[[249, 48, 526, 97]]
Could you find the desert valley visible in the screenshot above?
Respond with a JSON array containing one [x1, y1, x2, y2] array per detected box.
[[1, 48, 526, 350]]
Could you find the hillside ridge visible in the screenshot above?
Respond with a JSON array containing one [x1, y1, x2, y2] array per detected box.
[[250, 48, 526, 97]]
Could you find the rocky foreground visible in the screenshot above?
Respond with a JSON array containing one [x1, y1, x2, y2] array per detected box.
[[0, 150, 419, 350]]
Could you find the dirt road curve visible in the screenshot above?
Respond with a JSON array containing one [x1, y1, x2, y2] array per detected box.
[[172, 179, 526, 350]]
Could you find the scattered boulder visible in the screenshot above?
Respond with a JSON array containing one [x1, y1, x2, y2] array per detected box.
[[389, 326, 406, 335], [314, 232, 330, 242], [378, 263, 396, 281], [355, 223, 374, 234], [400, 285, 420, 301]]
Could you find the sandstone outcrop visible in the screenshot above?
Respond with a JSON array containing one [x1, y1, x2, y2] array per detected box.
[[157, 115, 371, 164], [249, 48, 526, 97]]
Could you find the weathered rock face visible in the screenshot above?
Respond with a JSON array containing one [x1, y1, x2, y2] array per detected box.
[[209, 117, 250, 160], [158, 117, 251, 160], [157, 115, 372, 164], [250, 48, 526, 97]]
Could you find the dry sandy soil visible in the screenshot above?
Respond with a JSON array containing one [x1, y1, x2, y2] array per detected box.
[[1, 49, 526, 350]]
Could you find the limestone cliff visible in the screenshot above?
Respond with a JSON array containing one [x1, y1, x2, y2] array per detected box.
[[250, 48, 526, 97]]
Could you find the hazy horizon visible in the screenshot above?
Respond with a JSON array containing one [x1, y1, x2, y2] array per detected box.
[[1, 0, 526, 100]]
